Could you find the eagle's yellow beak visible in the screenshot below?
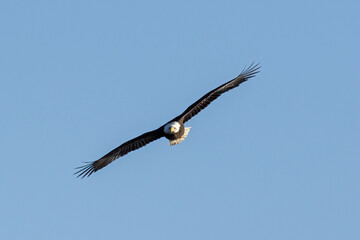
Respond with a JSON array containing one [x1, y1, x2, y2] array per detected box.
[[170, 127, 175, 133]]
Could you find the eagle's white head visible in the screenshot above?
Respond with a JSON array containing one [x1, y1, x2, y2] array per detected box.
[[163, 121, 180, 134]]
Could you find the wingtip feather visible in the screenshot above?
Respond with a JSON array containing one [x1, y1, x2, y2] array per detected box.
[[74, 162, 96, 178], [240, 62, 261, 79]]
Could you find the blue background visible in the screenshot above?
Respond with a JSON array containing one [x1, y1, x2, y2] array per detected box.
[[1, 1, 359, 239]]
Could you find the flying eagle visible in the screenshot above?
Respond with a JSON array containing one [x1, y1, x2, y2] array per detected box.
[[75, 63, 260, 178]]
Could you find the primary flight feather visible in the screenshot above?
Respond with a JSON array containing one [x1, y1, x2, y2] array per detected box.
[[75, 63, 260, 178]]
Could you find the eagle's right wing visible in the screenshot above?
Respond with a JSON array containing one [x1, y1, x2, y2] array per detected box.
[[74, 127, 164, 178]]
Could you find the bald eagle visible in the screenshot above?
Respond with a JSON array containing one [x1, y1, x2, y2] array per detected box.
[[75, 63, 260, 178]]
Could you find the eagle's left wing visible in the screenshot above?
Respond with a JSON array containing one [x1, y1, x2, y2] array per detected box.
[[175, 63, 260, 123]]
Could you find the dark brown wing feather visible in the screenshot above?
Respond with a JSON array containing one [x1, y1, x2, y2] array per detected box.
[[175, 63, 260, 123], [74, 128, 164, 178]]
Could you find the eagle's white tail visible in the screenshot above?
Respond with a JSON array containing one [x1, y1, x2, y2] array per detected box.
[[169, 127, 191, 146]]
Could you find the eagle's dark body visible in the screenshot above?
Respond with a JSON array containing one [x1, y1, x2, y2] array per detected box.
[[75, 63, 260, 178]]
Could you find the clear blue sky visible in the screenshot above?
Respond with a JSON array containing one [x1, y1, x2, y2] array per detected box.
[[1, 1, 359, 239]]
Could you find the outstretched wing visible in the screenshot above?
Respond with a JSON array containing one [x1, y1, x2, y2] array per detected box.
[[74, 128, 164, 178], [175, 63, 260, 123]]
